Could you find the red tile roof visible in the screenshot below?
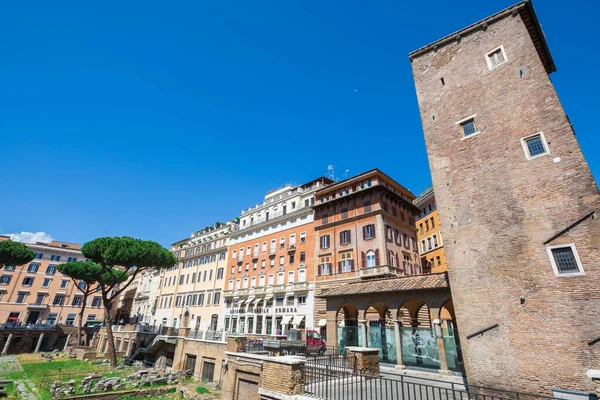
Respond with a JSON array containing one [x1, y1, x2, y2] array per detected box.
[[317, 273, 448, 297]]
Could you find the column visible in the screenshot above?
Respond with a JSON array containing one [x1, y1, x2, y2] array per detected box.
[[433, 319, 450, 374], [63, 333, 71, 351], [34, 333, 45, 353], [261, 316, 267, 335], [325, 310, 337, 347], [270, 317, 277, 336], [360, 320, 368, 348], [1, 334, 13, 355], [394, 321, 405, 370], [126, 339, 134, 357]]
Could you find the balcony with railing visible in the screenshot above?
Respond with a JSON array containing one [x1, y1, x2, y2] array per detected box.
[[359, 264, 403, 279], [1, 323, 57, 330]]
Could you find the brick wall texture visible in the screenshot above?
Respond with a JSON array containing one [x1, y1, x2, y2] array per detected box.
[[411, 9, 600, 394]]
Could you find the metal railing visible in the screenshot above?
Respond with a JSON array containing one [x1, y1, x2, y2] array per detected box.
[[186, 330, 225, 342], [303, 364, 559, 400], [0, 323, 57, 330]]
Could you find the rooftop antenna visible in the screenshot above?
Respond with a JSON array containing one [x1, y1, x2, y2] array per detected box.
[[342, 169, 349, 180], [327, 165, 335, 181]]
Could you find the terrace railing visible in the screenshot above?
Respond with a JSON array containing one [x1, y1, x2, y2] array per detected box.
[[0, 323, 57, 330], [303, 363, 560, 400]]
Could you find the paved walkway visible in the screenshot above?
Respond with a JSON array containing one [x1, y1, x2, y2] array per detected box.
[[0, 355, 37, 399]]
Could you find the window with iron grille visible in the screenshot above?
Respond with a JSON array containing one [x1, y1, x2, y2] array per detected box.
[[547, 244, 584, 276], [521, 132, 549, 160], [461, 119, 478, 137]]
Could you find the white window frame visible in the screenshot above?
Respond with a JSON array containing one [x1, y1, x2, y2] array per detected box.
[[520, 131, 550, 160], [298, 268, 306, 283], [300, 232, 306, 243], [546, 243, 585, 277], [456, 114, 480, 139], [485, 45, 508, 70]]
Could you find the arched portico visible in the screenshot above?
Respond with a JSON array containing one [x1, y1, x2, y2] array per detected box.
[[319, 273, 463, 374]]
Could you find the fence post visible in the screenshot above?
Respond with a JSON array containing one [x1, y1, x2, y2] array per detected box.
[[326, 364, 329, 400]]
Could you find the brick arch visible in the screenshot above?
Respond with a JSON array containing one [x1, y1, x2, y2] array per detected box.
[[336, 303, 359, 327], [362, 301, 389, 321]]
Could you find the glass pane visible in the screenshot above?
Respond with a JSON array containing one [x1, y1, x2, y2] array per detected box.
[[553, 248, 579, 273], [462, 120, 477, 136], [366, 321, 397, 364], [337, 326, 362, 355], [401, 327, 440, 369], [442, 325, 463, 372], [526, 136, 546, 157]]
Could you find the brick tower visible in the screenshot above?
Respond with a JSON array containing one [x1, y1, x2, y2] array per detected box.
[[409, 1, 600, 395]]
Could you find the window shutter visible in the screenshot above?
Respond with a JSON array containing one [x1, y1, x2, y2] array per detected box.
[[339, 231, 344, 243], [350, 260, 354, 272], [338, 262, 342, 274], [375, 249, 380, 266], [395, 253, 400, 269], [362, 226, 366, 240], [348, 230, 351, 243], [387, 251, 391, 265], [327, 263, 331, 275], [371, 224, 376, 238], [361, 252, 366, 269]]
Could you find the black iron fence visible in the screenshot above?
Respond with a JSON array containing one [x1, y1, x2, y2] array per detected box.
[[303, 364, 559, 400]]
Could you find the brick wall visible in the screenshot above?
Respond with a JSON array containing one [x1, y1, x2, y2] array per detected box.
[[411, 5, 600, 394]]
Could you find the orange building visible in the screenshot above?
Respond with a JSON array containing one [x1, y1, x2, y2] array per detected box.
[[223, 178, 332, 336], [0, 236, 104, 328], [312, 169, 421, 338], [414, 186, 447, 273]]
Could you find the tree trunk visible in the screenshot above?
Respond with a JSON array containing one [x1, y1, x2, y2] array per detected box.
[[77, 290, 89, 347], [103, 305, 117, 367]]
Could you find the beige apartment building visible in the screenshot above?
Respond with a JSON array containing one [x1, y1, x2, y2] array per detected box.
[[0, 236, 104, 328], [154, 221, 237, 332]]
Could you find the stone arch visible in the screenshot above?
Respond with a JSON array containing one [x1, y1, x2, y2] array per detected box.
[[397, 299, 424, 327], [439, 298, 455, 321], [363, 301, 388, 321], [336, 303, 359, 327]]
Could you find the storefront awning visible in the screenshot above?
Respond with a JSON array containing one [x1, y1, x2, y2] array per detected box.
[[236, 300, 245, 306], [318, 319, 327, 327], [246, 297, 255, 305], [281, 315, 293, 325], [292, 315, 304, 326], [264, 294, 273, 300]]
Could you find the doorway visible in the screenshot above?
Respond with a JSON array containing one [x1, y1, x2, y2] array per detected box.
[[27, 311, 40, 324]]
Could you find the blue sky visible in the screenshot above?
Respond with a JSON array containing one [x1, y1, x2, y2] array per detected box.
[[2, 0, 599, 247]]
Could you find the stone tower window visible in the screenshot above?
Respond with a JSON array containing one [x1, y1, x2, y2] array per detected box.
[[521, 132, 550, 160], [486, 45, 508, 70], [456, 115, 479, 139], [546, 244, 585, 277]]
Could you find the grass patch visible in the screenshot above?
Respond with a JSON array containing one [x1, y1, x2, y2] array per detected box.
[[16, 354, 120, 400], [196, 385, 210, 394]]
